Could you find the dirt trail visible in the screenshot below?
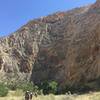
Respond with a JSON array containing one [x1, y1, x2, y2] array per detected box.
[[0, 92, 100, 100]]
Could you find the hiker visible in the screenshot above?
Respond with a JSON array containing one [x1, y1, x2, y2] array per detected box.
[[30, 92, 33, 100], [25, 91, 33, 100], [25, 91, 30, 100]]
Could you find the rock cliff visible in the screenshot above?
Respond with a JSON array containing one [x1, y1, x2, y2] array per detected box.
[[0, 0, 100, 89]]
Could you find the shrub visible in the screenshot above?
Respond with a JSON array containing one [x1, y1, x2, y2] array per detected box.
[[17, 82, 39, 92], [6, 80, 41, 94], [48, 81, 58, 94], [0, 83, 9, 97], [39, 81, 58, 94]]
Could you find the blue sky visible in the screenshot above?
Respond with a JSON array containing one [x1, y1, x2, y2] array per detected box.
[[0, 0, 96, 36]]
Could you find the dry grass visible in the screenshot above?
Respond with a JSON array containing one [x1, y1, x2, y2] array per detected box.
[[0, 91, 100, 100]]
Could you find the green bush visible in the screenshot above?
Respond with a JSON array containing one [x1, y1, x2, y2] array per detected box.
[[39, 81, 58, 94], [48, 81, 58, 94], [6, 80, 41, 94], [17, 82, 39, 92], [0, 83, 9, 97]]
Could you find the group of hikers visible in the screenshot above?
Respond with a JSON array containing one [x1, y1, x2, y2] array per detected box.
[[25, 91, 38, 100]]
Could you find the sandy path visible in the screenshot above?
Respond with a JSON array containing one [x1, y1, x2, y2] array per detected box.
[[0, 92, 100, 100]]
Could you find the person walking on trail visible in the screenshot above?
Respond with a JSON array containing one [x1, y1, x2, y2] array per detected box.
[[30, 92, 33, 100], [25, 91, 31, 100]]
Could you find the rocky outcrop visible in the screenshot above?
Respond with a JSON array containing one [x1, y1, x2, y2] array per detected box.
[[0, 0, 100, 89]]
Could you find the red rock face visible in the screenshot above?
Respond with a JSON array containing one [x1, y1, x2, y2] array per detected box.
[[31, 1, 100, 87], [0, 1, 100, 89]]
